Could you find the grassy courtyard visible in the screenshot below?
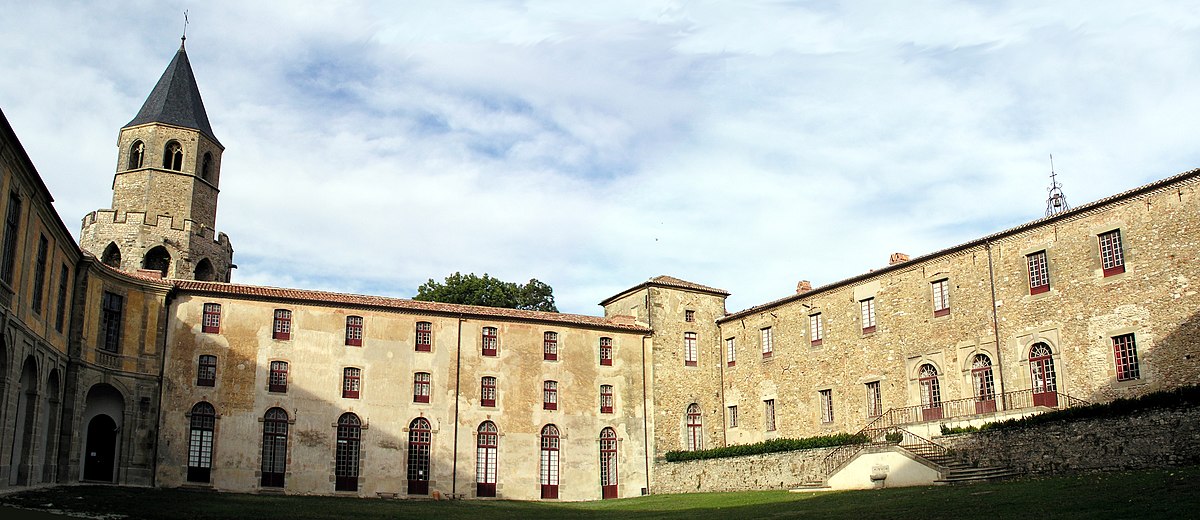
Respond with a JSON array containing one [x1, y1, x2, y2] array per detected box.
[[3, 465, 1198, 520]]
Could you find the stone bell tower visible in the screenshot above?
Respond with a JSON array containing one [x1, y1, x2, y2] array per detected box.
[[80, 39, 234, 281]]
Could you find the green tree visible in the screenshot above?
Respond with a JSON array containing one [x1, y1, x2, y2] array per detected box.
[[414, 272, 558, 312]]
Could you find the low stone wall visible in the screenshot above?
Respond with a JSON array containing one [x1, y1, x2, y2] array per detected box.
[[651, 447, 836, 494], [940, 405, 1200, 475]]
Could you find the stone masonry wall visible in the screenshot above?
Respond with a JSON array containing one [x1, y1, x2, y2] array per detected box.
[[651, 447, 835, 494]]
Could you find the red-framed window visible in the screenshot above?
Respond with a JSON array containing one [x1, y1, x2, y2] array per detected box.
[[860, 298, 876, 334], [335, 413, 361, 491], [268, 361, 288, 393], [482, 326, 498, 357], [414, 372, 431, 403], [972, 353, 997, 413], [342, 367, 361, 399], [1113, 333, 1140, 381], [202, 303, 221, 333], [761, 327, 773, 358], [544, 331, 558, 361], [600, 384, 614, 414], [1029, 343, 1059, 407], [540, 424, 560, 499], [416, 321, 432, 352], [345, 316, 363, 347], [476, 421, 498, 497], [272, 309, 292, 340], [407, 417, 431, 495], [1100, 229, 1126, 276], [599, 337, 613, 366], [919, 363, 942, 421], [99, 291, 123, 352], [819, 389, 834, 423], [1027, 250, 1050, 294], [809, 313, 823, 346], [196, 354, 217, 387], [726, 337, 736, 366], [728, 405, 738, 428], [599, 427, 618, 499], [686, 403, 702, 450], [764, 399, 776, 431], [865, 381, 882, 417], [683, 332, 697, 366], [186, 401, 215, 483], [543, 380, 558, 410], [481, 376, 497, 407], [261, 407, 289, 488], [931, 279, 950, 317], [685, 309, 695, 322]]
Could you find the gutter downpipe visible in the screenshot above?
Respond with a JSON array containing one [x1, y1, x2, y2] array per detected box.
[[150, 284, 175, 488], [986, 241, 1008, 410], [451, 315, 464, 495], [641, 288, 652, 495]]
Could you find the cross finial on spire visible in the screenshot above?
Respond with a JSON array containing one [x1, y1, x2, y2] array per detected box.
[[181, 10, 189, 46], [1045, 154, 1070, 217]]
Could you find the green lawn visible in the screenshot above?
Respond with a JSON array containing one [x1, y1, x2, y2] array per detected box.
[[4, 465, 1198, 520]]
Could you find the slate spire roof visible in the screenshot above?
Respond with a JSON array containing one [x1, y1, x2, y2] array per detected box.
[[124, 40, 220, 146]]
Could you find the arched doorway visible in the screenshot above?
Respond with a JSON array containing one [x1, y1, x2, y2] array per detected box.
[[1030, 343, 1058, 407], [142, 246, 171, 277], [261, 408, 289, 488], [335, 413, 361, 492], [476, 421, 497, 497], [540, 424, 559, 499], [686, 403, 702, 451], [971, 354, 996, 414], [407, 417, 431, 495], [918, 364, 942, 421], [9, 357, 37, 485], [79, 383, 124, 483], [101, 243, 121, 269], [40, 369, 61, 483], [599, 427, 618, 499], [187, 402, 216, 483], [193, 258, 214, 282]]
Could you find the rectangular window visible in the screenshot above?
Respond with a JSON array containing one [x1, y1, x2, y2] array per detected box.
[[860, 298, 876, 334], [600, 384, 614, 414], [54, 264, 68, 332], [1, 191, 21, 285], [544, 331, 558, 361], [1113, 334, 1140, 381], [1099, 229, 1126, 277], [482, 326, 498, 356], [197, 354, 217, 387], [1027, 250, 1050, 294], [481, 376, 497, 407], [414, 372, 431, 403], [685, 310, 695, 322], [202, 303, 221, 333], [31, 234, 47, 314], [728, 405, 738, 428], [599, 337, 613, 366], [764, 399, 776, 431], [809, 314, 823, 346], [543, 380, 558, 410], [819, 389, 834, 423], [268, 361, 288, 393], [726, 337, 736, 366], [415, 321, 432, 352], [866, 381, 882, 417], [345, 316, 363, 346], [932, 279, 950, 317], [343, 367, 361, 399], [761, 327, 773, 358], [684, 332, 698, 366], [99, 291, 123, 353], [272, 309, 292, 340]]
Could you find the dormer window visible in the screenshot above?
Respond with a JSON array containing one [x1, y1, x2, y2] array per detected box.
[[164, 141, 183, 171], [128, 140, 145, 169]]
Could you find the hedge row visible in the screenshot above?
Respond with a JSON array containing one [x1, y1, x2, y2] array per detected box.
[[663, 432, 868, 462], [974, 385, 1200, 433]]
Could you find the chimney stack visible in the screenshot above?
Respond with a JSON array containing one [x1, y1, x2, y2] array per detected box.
[[889, 252, 910, 265], [796, 280, 812, 294]]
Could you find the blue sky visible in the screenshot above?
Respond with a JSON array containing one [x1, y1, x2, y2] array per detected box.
[[1, 1, 1199, 314]]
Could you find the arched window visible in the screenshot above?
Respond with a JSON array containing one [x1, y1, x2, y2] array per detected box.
[[543, 331, 558, 361], [142, 246, 171, 277], [163, 140, 183, 171], [128, 140, 145, 169], [540, 424, 560, 499], [1030, 343, 1058, 407], [600, 427, 618, 499], [187, 402, 215, 483], [194, 258, 214, 282], [261, 407, 289, 487], [972, 354, 996, 413], [407, 417, 431, 495], [476, 421, 498, 497], [919, 364, 942, 421], [200, 152, 213, 182], [101, 242, 121, 268], [686, 403, 703, 451], [335, 413, 361, 491]]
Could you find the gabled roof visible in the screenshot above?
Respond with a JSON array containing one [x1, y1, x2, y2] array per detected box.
[[599, 275, 729, 306], [173, 280, 651, 333], [124, 42, 220, 146]]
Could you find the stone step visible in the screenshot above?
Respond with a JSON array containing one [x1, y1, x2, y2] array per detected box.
[[934, 466, 1020, 484]]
